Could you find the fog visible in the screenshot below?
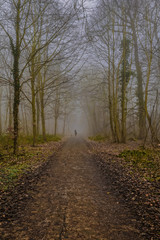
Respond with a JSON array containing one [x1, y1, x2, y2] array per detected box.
[[0, 0, 160, 146]]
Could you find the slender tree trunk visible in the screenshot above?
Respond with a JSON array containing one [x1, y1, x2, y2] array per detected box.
[[54, 116, 58, 136], [8, 86, 13, 128], [121, 81, 127, 143], [24, 107, 29, 136], [31, 56, 37, 146], [107, 42, 115, 140], [121, 17, 127, 143], [130, 17, 146, 139], [63, 115, 66, 135], [112, 15, 121, 143], [36, 89, 40, 136], [30, 24, 37, 146], [40, 88, 46, 141], [21, 105, 26, 134], [31, 74, 36, 146], [39, 69, 46, 141], [54, 80, 60, 136], [13, 0, 21, 154]]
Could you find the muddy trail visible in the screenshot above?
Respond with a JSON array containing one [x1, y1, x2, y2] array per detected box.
[[1, 138, 143, 240]]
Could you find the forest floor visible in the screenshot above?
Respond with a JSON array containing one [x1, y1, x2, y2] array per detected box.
[[0, 137, 159, 239]]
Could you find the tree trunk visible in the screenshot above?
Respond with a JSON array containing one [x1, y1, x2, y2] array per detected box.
[[40, 89, 46, 141], [24, 108, 29, 136], [36, 90, 40, 136], [54, 116, 58, 136], [8, 86, 13, 128], [62, 115, 66, 135], [121, 81, 127, 143], [13, 0, 21, 154], [130, 17, 146, 139], [31, 75, 36, 146], [31, 56, 37, 146], [107, 45, 115, 141], [121, 20, 127, 143], [30, 25, 37, 146]]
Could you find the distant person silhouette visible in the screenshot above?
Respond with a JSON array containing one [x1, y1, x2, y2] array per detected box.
[[74, 129, 77, 136]]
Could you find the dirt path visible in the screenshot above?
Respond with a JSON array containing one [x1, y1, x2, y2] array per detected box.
[[1, 138, 142, 239]]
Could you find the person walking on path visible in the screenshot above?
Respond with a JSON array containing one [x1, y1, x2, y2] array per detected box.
[[74, 129, 77, 136]]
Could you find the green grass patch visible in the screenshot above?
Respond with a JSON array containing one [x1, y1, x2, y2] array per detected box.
[[0, 144, 54, 191], [89, 135, 108, 142], [0, 134, 61, 154], [119, 149, 160, 181], [0, 163, 29, 191], [0, 134, 61, 191], [19, 134, 61, 145]]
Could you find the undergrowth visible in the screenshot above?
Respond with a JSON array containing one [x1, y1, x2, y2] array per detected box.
[[89, 135, 108, 142], [119, 149, 160, 181], [19, 134, 61, 145], [0, 134, 61, 191], [0, 134, 61, 153], [0, 163, 29, 191]]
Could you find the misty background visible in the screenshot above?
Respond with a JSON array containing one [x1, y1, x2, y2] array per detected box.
[[0, 0, 160, 149]]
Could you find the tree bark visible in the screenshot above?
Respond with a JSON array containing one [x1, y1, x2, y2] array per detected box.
[[129, 15, 146, 139], [13, 0, 21, 154], [40, 87, 46, 141], [31, 71, 37, 146]]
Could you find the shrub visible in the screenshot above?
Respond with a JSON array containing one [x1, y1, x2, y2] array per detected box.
[[89, 135, 107, 142]]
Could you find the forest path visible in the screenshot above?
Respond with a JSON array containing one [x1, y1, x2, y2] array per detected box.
[[3, 137, 141, 240]]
